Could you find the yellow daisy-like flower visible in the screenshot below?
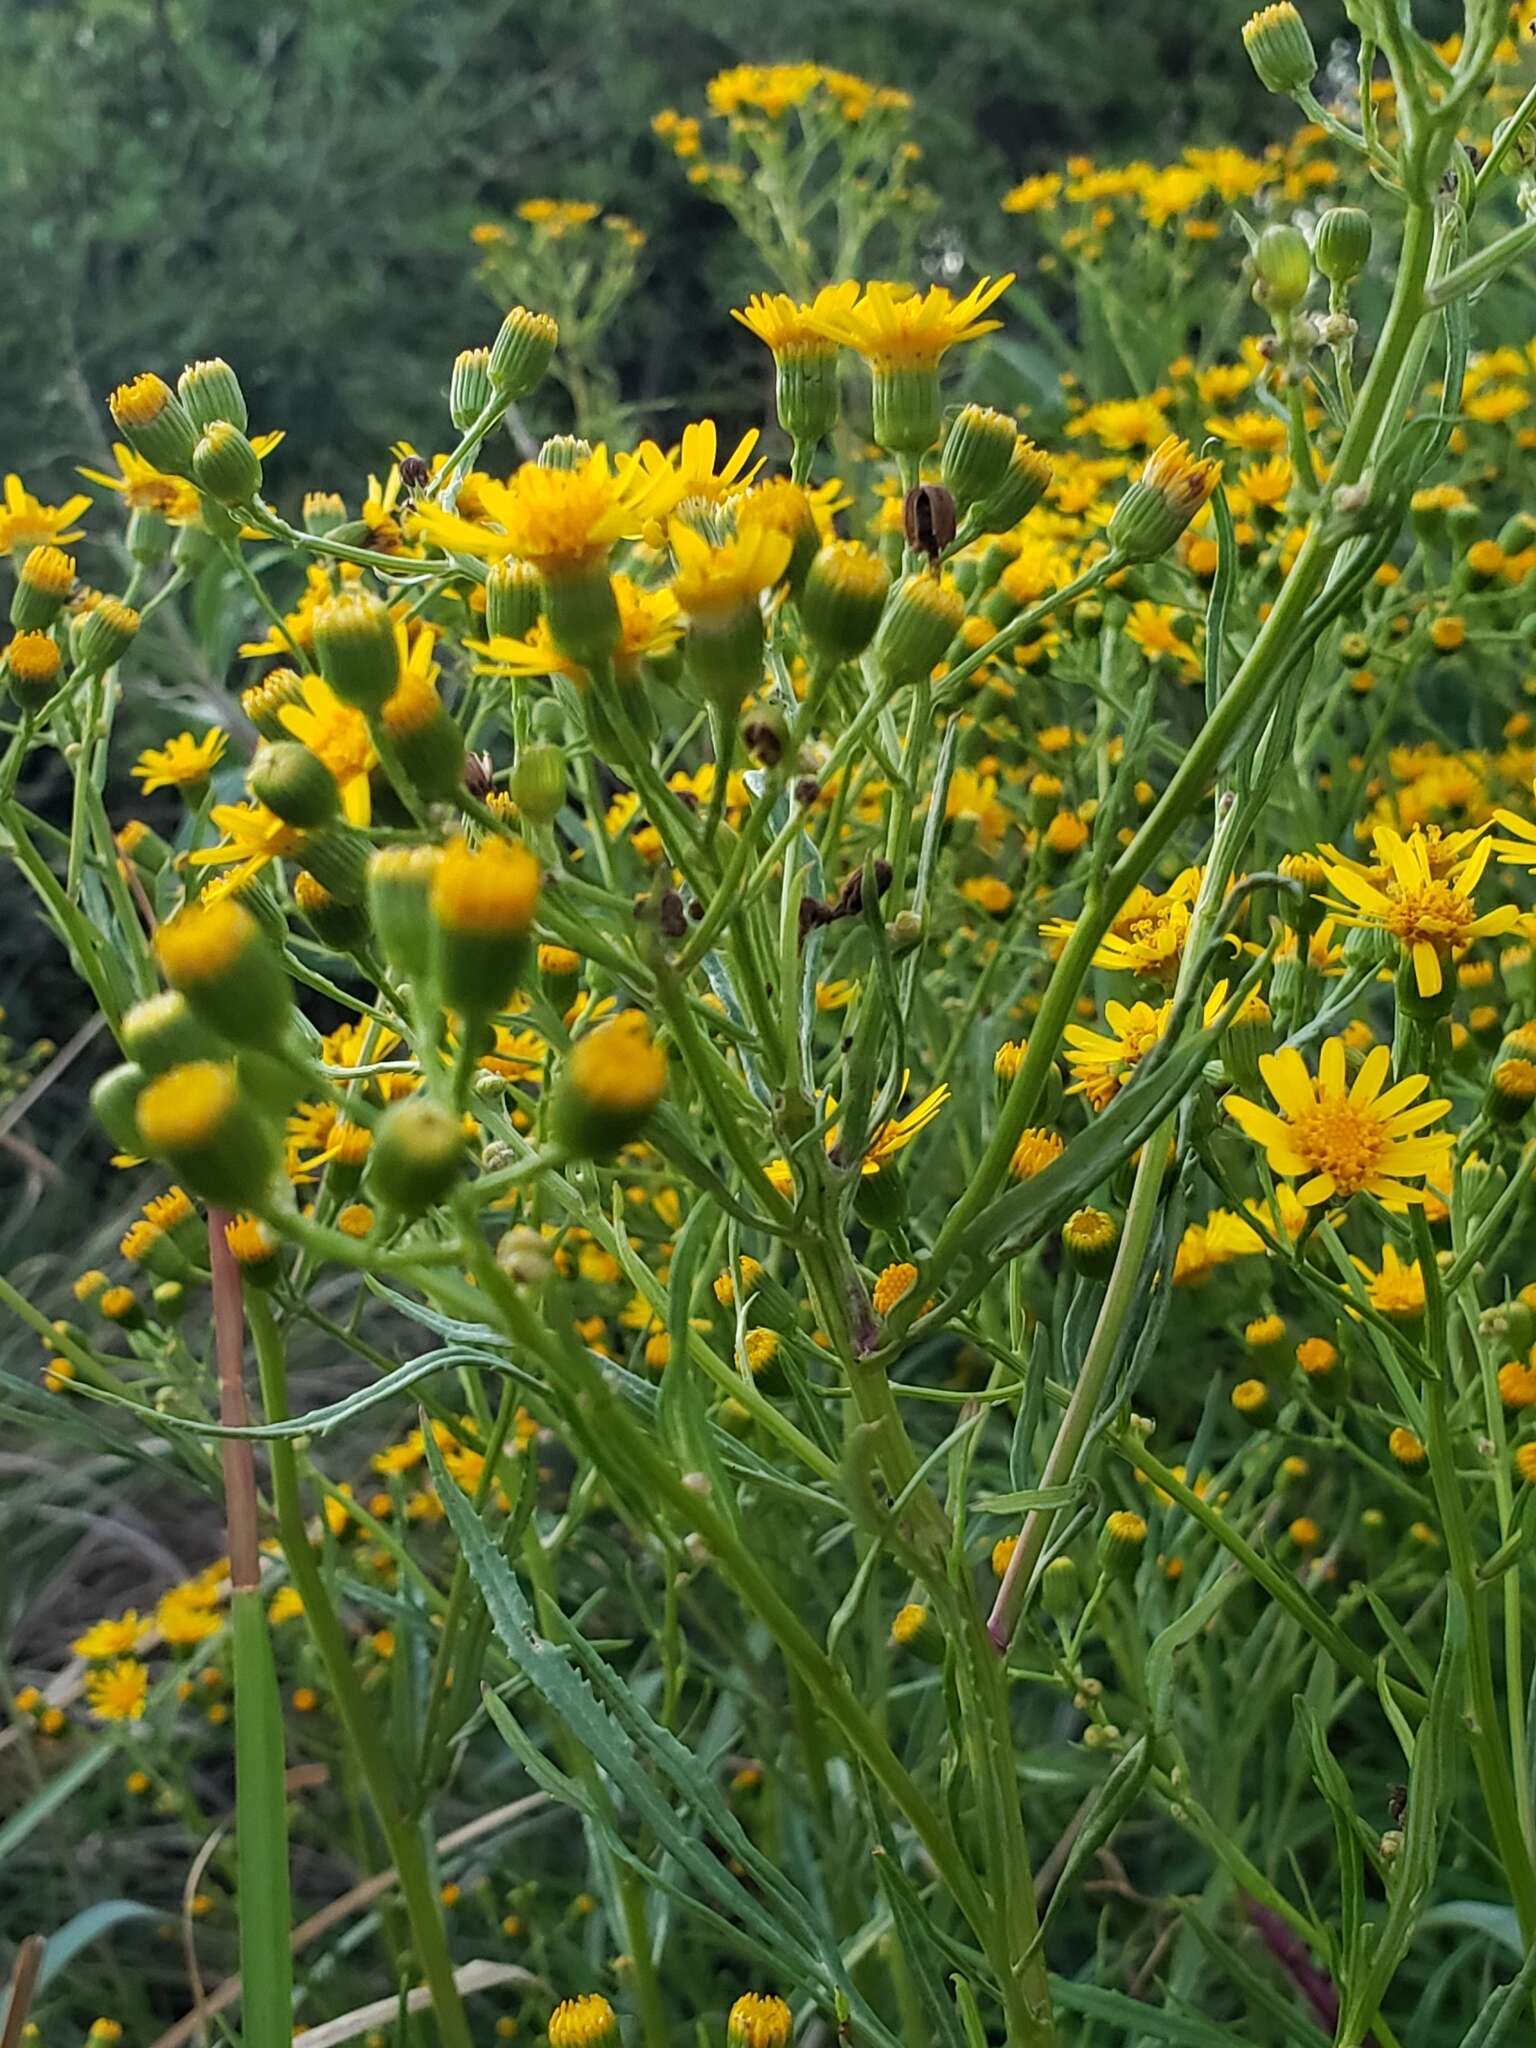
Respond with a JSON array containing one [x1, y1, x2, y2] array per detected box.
[[84, 1658, 149, 1723], [809, 275, 1015, 369], [237, 563, 340, 661], [669, 519, 793, 619], [471, 575, 681, 682], [861, 1083, 951, 1174], [0, 472, 91, 551], [1124, 600, 1200, 675], [1064, 983, 1229, 1110], [72, 1611, 150, 1660], [186, 800, 302, 898], [1349, 1242, 1426, 1321], [130, 729, 228, 794], [731, 284, 860, 361], [78, 444, 201, 522], [1224, 1038, 1452, 1208], [1322, 827, 1518, 998], [409, 446, 665, 570], [632, 419, 764, 506], [1044, 867, 1205, 982], [277, 674, 377, 823]]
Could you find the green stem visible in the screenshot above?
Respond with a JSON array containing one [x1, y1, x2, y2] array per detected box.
[[244, 1294, 474, 2048]]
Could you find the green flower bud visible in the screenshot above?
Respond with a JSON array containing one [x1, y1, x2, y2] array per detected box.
[[293, 869, 371, 951], [154, 897, 294, 1051], [367, 1096, 466, 1216], [108, 373, 200, 476], [136, 1061, 279, 1209], [1107, 436, 1219, 563], [368, 844, 443, 982], [313, 590, 400, 711], [249, 741, 341, 830], [485, 558, 544, 641], [544, 560, 621, 669], [430, 835, 541, 1020], [11, 546, 75, 631], [551, 1013, 668, 1158], [3, 630, 63, 714], [294, 822, 373, 906], [941, 404, 1016, 507], [1098, 1510, 1147, 1580], [488, 306, 559, 398], [192, 422, 263, 507], [510, 741, 567, 823], [871, 572, 965, 689], [449, 346, 496, 430], [1242, 2, 1316, 94], [1041, 1554, 1080, 1620], [1315, 206, 1372, 287], [1254, 223, 1312, 313], [870, 363, 941, 456], [800, 540, 891, 664], [538, 435, 593, 471], [121, 990, 212, 1074], [975, 437, 1053, 533], [91, 1061, 149, 1155], [178, 358, 249, 433], [74, 597, 140, 678]]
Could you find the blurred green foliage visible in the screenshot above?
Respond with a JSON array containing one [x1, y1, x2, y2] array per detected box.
[[0, 0, 1334, 502]]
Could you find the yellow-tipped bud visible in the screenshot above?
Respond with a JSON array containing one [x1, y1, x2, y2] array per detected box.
[[4, 630, 63, 714], [12, 546, 75, 631], [1098, 1509, 1147, 1578], [367, 1096, 466, 1217], [368, 843, 444, 981], [1242, 3, 1316, 94], [192, 421, 263, 507], [429, 835, 542, 1018], [800, 541, 891, 665], [553, 1011, 667, 1157], [488, 306, 559, 398], [976, 436, 1052, 533], [109, 372, 200, 475], [313, 590, 400, 711], [178, 358, 249, 433], [941, 403, 1017, 508], [1108, 437, 1220, 562], [449, 346, 495, 431], [136, 1061, 278, 1208], [871, 573, 964, 689], [74, 597, 140, 678], [485, 558, 545, 641], [155, 898, 294, 1049], [547, 1995, 618, 2048], [727, 1993, 793, 2048]]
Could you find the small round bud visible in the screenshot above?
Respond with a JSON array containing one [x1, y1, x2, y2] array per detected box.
[[941, 404, 1017, 508], [1231, 1378, 1274, 1428], [3, 630, 63, 714], [1242, 2, 1316, 94], [294, 870, 370, 951], [74, 597, 140, 679], [11, 546, 75, 631], [1315, 206, 1372, 287], [538, 434, 593, 471], [249, 741, 341, 830], [379, 668, 465, 802], [241, 667, 308, 741], [178, 358, 249, 433], [136, 1061, 278, 1209], [509, 741, 567, 823], [975, 437, 1052, 534], [1108, 436, 1219, 563], [313, 590, 400, 711], [889, 1601, 943, 1664], [547, 1995, 618, 2048], [727, 1992, 793, 2048], [485, 558, 545, 641], [429, 835, 542, 1019], [1254, 223, 1312, 314], [1040, 1554, 1080, 1620], [449, 346, 496, 431], [91, 1061, 149, 1155], [224, 1213, 283, 1288], [120, 990, 208, 1076], [1062, 1206, 1119, 1280], [552, 1012, 667, 1158], [368, 1097, 466, 1216], [192, 422, 263, 506], [496, 1226, 553, 1286], [800, 540, 891, 664], [871, 573, 965, 689], [1490, 1057, 1536, 1124], [368, 844, 443, 981], [1098, 1509, 1147, 1579], [154, 897, 293, 1050], [488, 307, 559, 398], [108, 372, 200, 475]]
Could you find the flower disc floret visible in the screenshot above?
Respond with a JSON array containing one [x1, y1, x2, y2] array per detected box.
[[1224, 1038, 1451, 1208]]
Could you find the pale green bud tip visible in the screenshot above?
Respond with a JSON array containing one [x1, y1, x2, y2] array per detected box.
[[1242, 2, 1316, 94]]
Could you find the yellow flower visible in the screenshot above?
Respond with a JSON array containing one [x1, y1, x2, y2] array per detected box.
[[1224, 1038, 1452, 1208], [131, 729, 227, 794], [84, 1658, 149, 1723], [872, 1262, 918, 1316], [77, 445, 200, 522], [516, 197, 601, 236], [278, 673, 378, 822], [72, 1611, 149, 1660], [410, 446, 665, 569], [1009, 1127, 1064, 1178], [186, 800, 302, 897], [1322, 828, 1518, 998], [1001, 173, 1063, 214], [1044, 867, 1204, 981], [0, 472, 91, 551], [155, 1586, 222, 1648], [861, 1083, 950, 1174], [1124, 601, 1199, 674], [668, 519, 792, 619], [1205, 410, 1289, 454], [547, 1994, 618, 2048], [472, 575, 681, 682], [1350, 1243, 1426, 1320], [809, 275, 1015, 369], [1064, 983, 1228, 1109], [632, 419, 764, 505], [732, 285, 859, 360]]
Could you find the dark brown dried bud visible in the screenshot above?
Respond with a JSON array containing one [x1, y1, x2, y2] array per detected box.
[[658, 889, 688, 939], [902, 484, 958, 564], [833, 859, 893, 918], [398, 454, 431, 491], [741, 714, 785, 767], [794, 777, 821, 807], [463, 751, 494, 800]]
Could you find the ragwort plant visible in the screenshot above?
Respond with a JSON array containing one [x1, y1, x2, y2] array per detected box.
[[8, 8, 1536, 2046]]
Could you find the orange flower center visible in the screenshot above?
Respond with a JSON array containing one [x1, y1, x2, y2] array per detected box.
[[1379, 879, 1474, 950], [1291, 1098, 1388, 1196]]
